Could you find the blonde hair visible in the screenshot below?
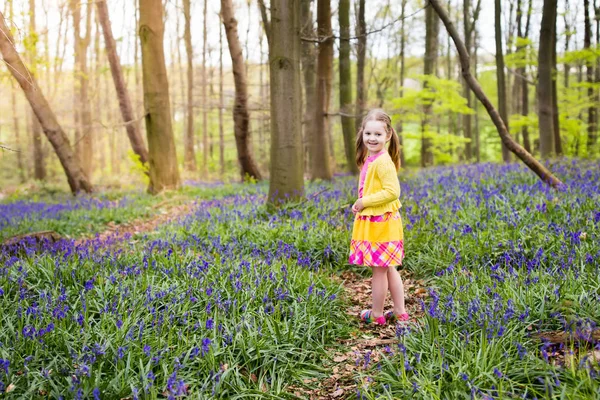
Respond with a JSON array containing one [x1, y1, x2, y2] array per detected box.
[[355, 109, 400, 170]]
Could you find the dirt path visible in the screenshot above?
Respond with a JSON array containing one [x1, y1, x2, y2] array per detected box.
[[289, 270, 428, 399]]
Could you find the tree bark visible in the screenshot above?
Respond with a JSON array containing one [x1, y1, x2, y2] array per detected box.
[[10, 80, 26, 183], [587, 0, 599, 152], [422, 4, 439, 167], [301, 0, 316, 172], [310, 0, 334, 180], [339, 0, 358, 175], [355, 0, 366, 132], [516, 0, 532, 153], [182, 0, 196, 171], [70, 0, 94, 177], [202, 0, 209, 167], [267, 0, 304, 203], [428, 0, 563, 188], [221, 0, 262, 180], [495, 0, 511, 162], [219, 16, 225, 177], [0, 11, 93, 193], [551, 25, 562, 155], [537, 0, 557, 158], [96, 0, 149, 166], [138, 0, 181, 193], [396, 0, 407, 168]]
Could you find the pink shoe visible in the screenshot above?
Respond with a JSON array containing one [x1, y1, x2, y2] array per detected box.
[[359, 310, 386, 325], [384, 311, 410, 322]]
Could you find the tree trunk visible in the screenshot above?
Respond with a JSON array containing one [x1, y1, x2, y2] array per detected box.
[[551, 25, 562, 156], [301, 0, 316, 172], [310, 0, 334, 180], [219, 16, 225, 177], [182, 0, 196, 171], [0, 11, 93, 193], [422, 4, 439, 167], [138, 0, 181, 193], [396, 0, 407, 167], [517, 0, 532, 153], [267, 0, 304, 203], [355, 0, 366, 132], [70, 0, 94, 177], [221, 0, 262, 180], [339, 0, 358, 175], [462, 0, 472, 161], [537, 0, 557, 158], [27, 0, 46, 180], [495, 0, 511, 162], [428, 0, 563, 188], [10, 81, 26, 183], [202, 0, 209, 169], [96, 0, 149, 166]]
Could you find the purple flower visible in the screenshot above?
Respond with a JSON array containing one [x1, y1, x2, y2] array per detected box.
[[201, 338, 211, 356], [206, 318, 214, 330]]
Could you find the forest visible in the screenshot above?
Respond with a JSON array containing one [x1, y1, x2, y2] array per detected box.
[[0, 0, 599, 398]]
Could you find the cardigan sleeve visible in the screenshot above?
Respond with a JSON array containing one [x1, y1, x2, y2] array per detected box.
[[360, 160, 400, 208]]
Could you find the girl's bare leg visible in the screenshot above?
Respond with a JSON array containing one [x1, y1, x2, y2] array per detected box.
[[387, 266, 406, 315], [371, 267, 389, 318]]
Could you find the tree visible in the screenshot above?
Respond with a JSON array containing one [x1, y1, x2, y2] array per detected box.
[[428, 0, 563, 188], [138, 0, 181, 193], [202, 0, 209, 169], [339, 0, 358, 174], [0, 11, 93, 193], [584, 0, 597, 154], [355, 0, 366, 132], [301, 0, 316, 169], [267, 0, 304, 203], [462, 0, 481, 161], [69, 0, 94, 177], [27, 0, 46, 180], [422, 3, 439, 167], [396, 0, 408, 168], [495, 0, 511, 162], [310, 0, 334, 180], [183, 0, 196, 171], [537, 0, 557, 158], [515, 0, 533, 153], [221, 0, 262, 180], [96, 0, 149, 166]]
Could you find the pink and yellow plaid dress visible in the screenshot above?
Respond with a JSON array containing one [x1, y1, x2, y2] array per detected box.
[[349, 152, 404, 268]]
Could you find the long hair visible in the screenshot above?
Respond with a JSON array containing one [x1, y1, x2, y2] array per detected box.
[[355, 109, 401, 171]]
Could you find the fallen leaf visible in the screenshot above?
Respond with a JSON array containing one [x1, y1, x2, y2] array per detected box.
[[250, 373, 258, 383], [6, 384, 15, 393], [331, 388, 344, 398], [333, 355, 348, 363]]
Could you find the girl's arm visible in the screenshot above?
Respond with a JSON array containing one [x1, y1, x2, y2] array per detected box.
[[360, 161, 400, 208]]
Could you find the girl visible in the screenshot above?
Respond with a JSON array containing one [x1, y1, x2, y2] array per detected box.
[[349, 109, 408, 325]]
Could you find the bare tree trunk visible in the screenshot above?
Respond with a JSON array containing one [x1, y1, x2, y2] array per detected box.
[[27, 0, 46, 180], [551, 25, 562, 156], [0, 11, 93, 193], [462, 0, 472, 160], [428, 0, 563, 188], [422, 4, 439, 167], [10, 81, 26, 183], [180, 0, 196, 171], [202, 0, 209, 170], [138, 0, 181, 193], [70, 0, 94, 177], [96, 0, 149, 166], [516, 0, 532, 153], [355, 0, 366, 132], [537, 0, 557, 158], [495, 0, 511, 162], [473, 29, 481, 162], [301, 0, 316, 173], [339, 0, 358, 174], [396, 0, 407, 167], [219, 15, 225, 177], [267, 0, 304, 203], [221, 0, 262, 180], [311, 0, 333, 180]]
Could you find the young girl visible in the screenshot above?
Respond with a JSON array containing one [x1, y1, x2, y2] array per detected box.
[[349, 109, 408, 325]]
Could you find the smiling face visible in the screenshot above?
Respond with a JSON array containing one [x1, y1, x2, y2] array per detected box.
[[362, 120, 391, 156]]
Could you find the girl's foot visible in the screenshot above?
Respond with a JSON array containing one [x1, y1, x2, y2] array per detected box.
[[359, 309, 386, 325], [384, 310, 409, 322]]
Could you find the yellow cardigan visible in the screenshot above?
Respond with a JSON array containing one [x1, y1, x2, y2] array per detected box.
[[359, 152, 402, 216]]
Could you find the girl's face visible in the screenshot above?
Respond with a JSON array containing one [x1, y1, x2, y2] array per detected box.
[[362, 120, 390, 155]]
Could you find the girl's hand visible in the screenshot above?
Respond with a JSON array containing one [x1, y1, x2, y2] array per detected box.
[[352, 199, 365, 214]]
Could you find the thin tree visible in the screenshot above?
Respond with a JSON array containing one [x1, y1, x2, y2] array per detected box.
[[69, 0, 94, 176], [202, 0, 209, 168], [267, 0, 304, 203], [537, 0, 557, 158], [339, 0, 358, 174], [0, 11, 93, 193], [355, 0, 366, 132], [301, 0, 316, 170], [221, 0, 262, 180], [138, 0, 181, 193], [516, 0, 533, 153], [28, 0, 46, 180], [311, 0, 333, 180], [428, 0, 563, 188], [95, 0, 149, 166], [183, 0, 196, 171], [219, 15, 225, 176], [10, 80, 26, 183], [462, 0, 481, 161], [551, 19, 562, 155], [422, 3, 439, 167], [495, 0, 511, 162], [396, 0, 408, 167], [584, 0, 597, 153]]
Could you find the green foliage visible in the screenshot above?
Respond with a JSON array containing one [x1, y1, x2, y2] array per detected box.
[[128, 150, 150, 186]]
